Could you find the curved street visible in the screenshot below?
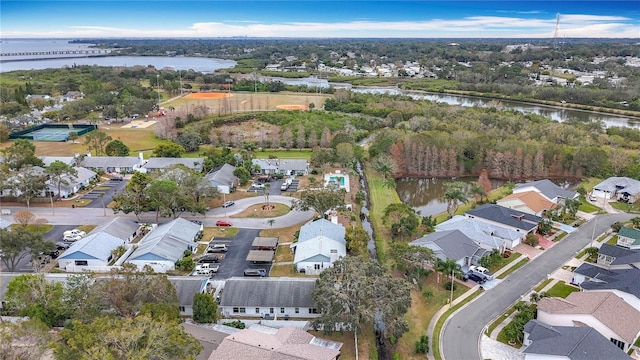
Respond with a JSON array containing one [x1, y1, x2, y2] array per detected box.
[[441, 213, 635, 360], [1, 195, 314, 229]]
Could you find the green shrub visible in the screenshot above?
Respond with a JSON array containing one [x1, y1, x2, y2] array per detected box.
[[444, 281, 457, 291], [223, 320, 246, 329], [415, 335, 429, 354]]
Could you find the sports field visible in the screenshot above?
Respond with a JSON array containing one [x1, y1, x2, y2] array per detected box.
[[167, 91, 327, 113]]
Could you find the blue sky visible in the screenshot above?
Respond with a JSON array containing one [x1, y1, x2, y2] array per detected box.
[[1, 1, 638, 38]]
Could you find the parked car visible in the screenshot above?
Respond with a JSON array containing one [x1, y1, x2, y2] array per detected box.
[[222, 201, 235, 208], [190, 220, 203, 225], [469, 265, 494, 280], [463, 272, 487, 284], [56, 242, 71, 250], [216, 220, 232, 227], [244, 268, 267, 277], [63, 229, 86, 241], [199, 255, 220, 263], [111, 175, 124, 181], [207, 244, 228, 253], [193, 263, 219, 275], [252, 182, 265, 189]]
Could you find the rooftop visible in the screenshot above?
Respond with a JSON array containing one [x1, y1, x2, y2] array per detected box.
[[220, 277, 316, 308], [465, 204, 542, 232], [410, 229, 488, 263], [497, 190, 557, 213], [574, 263, 640, 299], [514, 179, 578, 201], [594, 177, 640, 195]]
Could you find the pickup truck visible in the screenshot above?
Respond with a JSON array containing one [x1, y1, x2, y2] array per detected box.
[[193, 263, 219, 275], [469, 265, 494, 280], [63, 229, 86, 242]]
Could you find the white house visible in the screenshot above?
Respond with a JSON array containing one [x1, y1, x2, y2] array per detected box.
[[465, 204, 541, 238], [47, 167, 97, 198], [513, 179, 578, 204], [91, 217, 142, 243], [219, 277, 318, 319], [252, 158, 309, 176], [168, 277, 209, 317], [323, 171, 350, 192], [617, 227, 640, 249], [592, 177, 640, 203], [436, 215, 521, 251], [126, 218, 201, 273], [537, 291, 640, 352], [141, 157, 205, 173], [57, 232, 125, 271], [410, 230, 489, 267], [205, 164, 239, 194], [496, 191, 556, 217], [291, 219, 346, 275], [79, 154, 145, 173]]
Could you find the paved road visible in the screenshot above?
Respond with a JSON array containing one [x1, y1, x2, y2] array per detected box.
[[205, 228, 266, 280], [0, 195, 314, 229], [441, 213, 634, 360]]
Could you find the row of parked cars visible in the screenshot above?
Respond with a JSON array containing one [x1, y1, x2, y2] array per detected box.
[[462, 265, 494, 285], [192, 240, 230, 275]]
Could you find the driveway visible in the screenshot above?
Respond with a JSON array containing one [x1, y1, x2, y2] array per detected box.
[[208, 228, 264, 280], [82, 178, 127, 208], [441, 213, 634, 360]]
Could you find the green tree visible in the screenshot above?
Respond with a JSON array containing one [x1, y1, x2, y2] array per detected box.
[[45, 160, 78, 200], [54, 314, 202, 360], [372, 154, 396, 182], [2, 139, 44, 170], [175, 131, 202, 152], [112, 171, 152, 221], [442, 182, 468, 217], [153, 143, 185, 158], [335, 142, 355, 167], [233, 166, 251, 185], [390, 243, 434, 282], [0, 228, 53, 272], [470, 183, 487, 205], [435, 258, 462, 289], [345, 225, 369, 255], [564, 198, 580, 218], [146, 179, 181, 222], [104, 139, 130, 156], [83, 130, 112, 156], [0, 122, 9, 143], [193, 293, 218, 323], [15, 165, 48, 207], [68, 131, 79, 143], [291, 188, 346, 216], [0, 318, 52, 360], [3, 274, 68, 327]]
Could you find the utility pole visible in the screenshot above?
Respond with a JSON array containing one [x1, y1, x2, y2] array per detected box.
[[449, 268, 454, 307]]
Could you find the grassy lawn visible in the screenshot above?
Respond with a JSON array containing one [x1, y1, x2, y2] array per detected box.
[[606, 235, 619, 246], [554, 232, 568, 241], [485, 301, 524, 336], [364, 166, 402, 263], [533, 278, 554, 292], [545, 282, 580, 298], [580, 177, 603, 192], [13, 223, 54, 234], [432, 289, 482, 360], [255, 149, 312, 160], [610, 201, 639, 212], [496, 258, 528, 279], [260, 223, 301, 243], [487, 252, 520, 274], [230, 203, 290, 218], [202, 226, 239, 241], [273, 243, 293, 263], [395, 273, 470, 359], [578, 199, 600, 213]]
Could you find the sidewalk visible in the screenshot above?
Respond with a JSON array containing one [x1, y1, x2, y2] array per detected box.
[[426, 254, 526, 360]]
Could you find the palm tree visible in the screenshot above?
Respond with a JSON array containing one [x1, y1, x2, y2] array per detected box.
[[382, 177, 396, 195], [443, 188, 468, 217], [470, 184, 487, 205], [435, 258, 462, 284], [373, 155, 396, 182], [263, 183, 271, 207], [267, 219, 275, 228]]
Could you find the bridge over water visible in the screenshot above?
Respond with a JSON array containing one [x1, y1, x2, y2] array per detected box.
[[1, 49, 112, 57]]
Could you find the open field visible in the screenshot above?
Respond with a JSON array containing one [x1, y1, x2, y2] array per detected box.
[[166, 91, 327, 114]]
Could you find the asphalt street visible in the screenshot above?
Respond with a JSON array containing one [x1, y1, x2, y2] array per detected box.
[[441, 213, 634, 360], [203, 228, 266, 280]]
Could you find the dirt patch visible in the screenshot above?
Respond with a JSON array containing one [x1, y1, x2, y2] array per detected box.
[[276, 104, 309, 111], [120, 119, 157, 129], [184, 92, 233, 99]]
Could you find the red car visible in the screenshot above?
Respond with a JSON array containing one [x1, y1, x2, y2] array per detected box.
[[216, 220, 232, 227]]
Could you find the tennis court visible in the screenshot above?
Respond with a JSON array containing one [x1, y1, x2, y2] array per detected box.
[[26, 127, 77, 141], [9, 124, 97, 142]]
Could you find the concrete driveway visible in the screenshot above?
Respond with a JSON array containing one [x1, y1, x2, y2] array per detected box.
[[441, 213, 635, 360], [82, 178, 127, 208]]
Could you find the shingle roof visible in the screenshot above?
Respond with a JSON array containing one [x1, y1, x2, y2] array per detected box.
[[40, 156, 76, 167], [143, 157, 204, 172], [167, 277, 207, 306], [598, 244, 640, 265], [465, 204, 542, 232], [436, 215, 520, 249], [210, 326, 341, 360], [575, 263, 640, 299], [298, 219, 345, 244], [523, 320, 630, 360], [410, 230, 488, 263], [205, 164, 238, 187], [514, 179, 578, 201], [49, 167, 97, 192], [128, 218, 200, 263], [220, 277, 316, 308], [497, 191, 557, 213], [253, 159, 309, 172], [58, 232, 125, 261], [537, 291, 640, 343], [293, 235, 346, 264], [90, 217, 141, 241], [594, 177, 640, 196], [80, 156, 142, 169]]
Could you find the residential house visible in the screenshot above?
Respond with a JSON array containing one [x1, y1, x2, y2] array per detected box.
[[536, 291, 640, 352], [573, 263, 640, 312], [252, 158, 309, 176], [127, 218, 201, 273], [465, 204, 542, 238], [436, 215, 522, 251], [209, 325, 342, 360], [141, 157, 205, 173], [91, 217, 142, 243], [79, 155, 144, 173], [496, 191, 557, 216], [205, 164, 239, 194], [324, 171, 350, 192], [219, 278, 318, 319], [167, 277, 209, 317], [597, 244, 640, 270], [617, 227, 640, 249], [513, 179, 578, 204], [410, 230, 488, 267], [47, 167, 97, 198], [57, 232, 125, 271], [291, 219, 346, 275], [592, 177, 640, 203], [39, 156, 76, 167], [522, 319, 630, 360]]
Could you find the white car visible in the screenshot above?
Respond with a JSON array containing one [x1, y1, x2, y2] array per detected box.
[[469, 265, 494, 280], [63, 229, 86, 242], [252, 183, 265, 189]]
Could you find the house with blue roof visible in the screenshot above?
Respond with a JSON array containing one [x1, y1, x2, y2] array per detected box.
[[58, 232, 125, 271], [291, 219, 346, 275], [205, 163, 239, 194], [573, 263, 640, 312], [127, 218, 201, 273]]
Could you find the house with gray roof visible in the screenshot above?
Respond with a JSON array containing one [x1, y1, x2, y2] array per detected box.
[[617, 227, 640, 250], [79, 155, 144, 173], [592, 177, 640, 203], [513, 179, 578, 204], [205, 164, 239, 194], [597, 244, 640, 270], [127, 218, 201, 273], [410, 230, 488, 267], [573, 263, 640, 312], [537, 291, 640, 352], [291, 219, 346, 275], [46, 167, 97, 198], [465, 204, 542, 236], [58, 232, 125, 272], [40, 156, 76, 167], [219, 277, 317, 320], [522, 320, 630, 360], [167, 277, 210, 317], [142, 157, 205, 173], [436, 215, 521, 251], [91, 217, 142, 243], [253, 158, 309, 176]]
